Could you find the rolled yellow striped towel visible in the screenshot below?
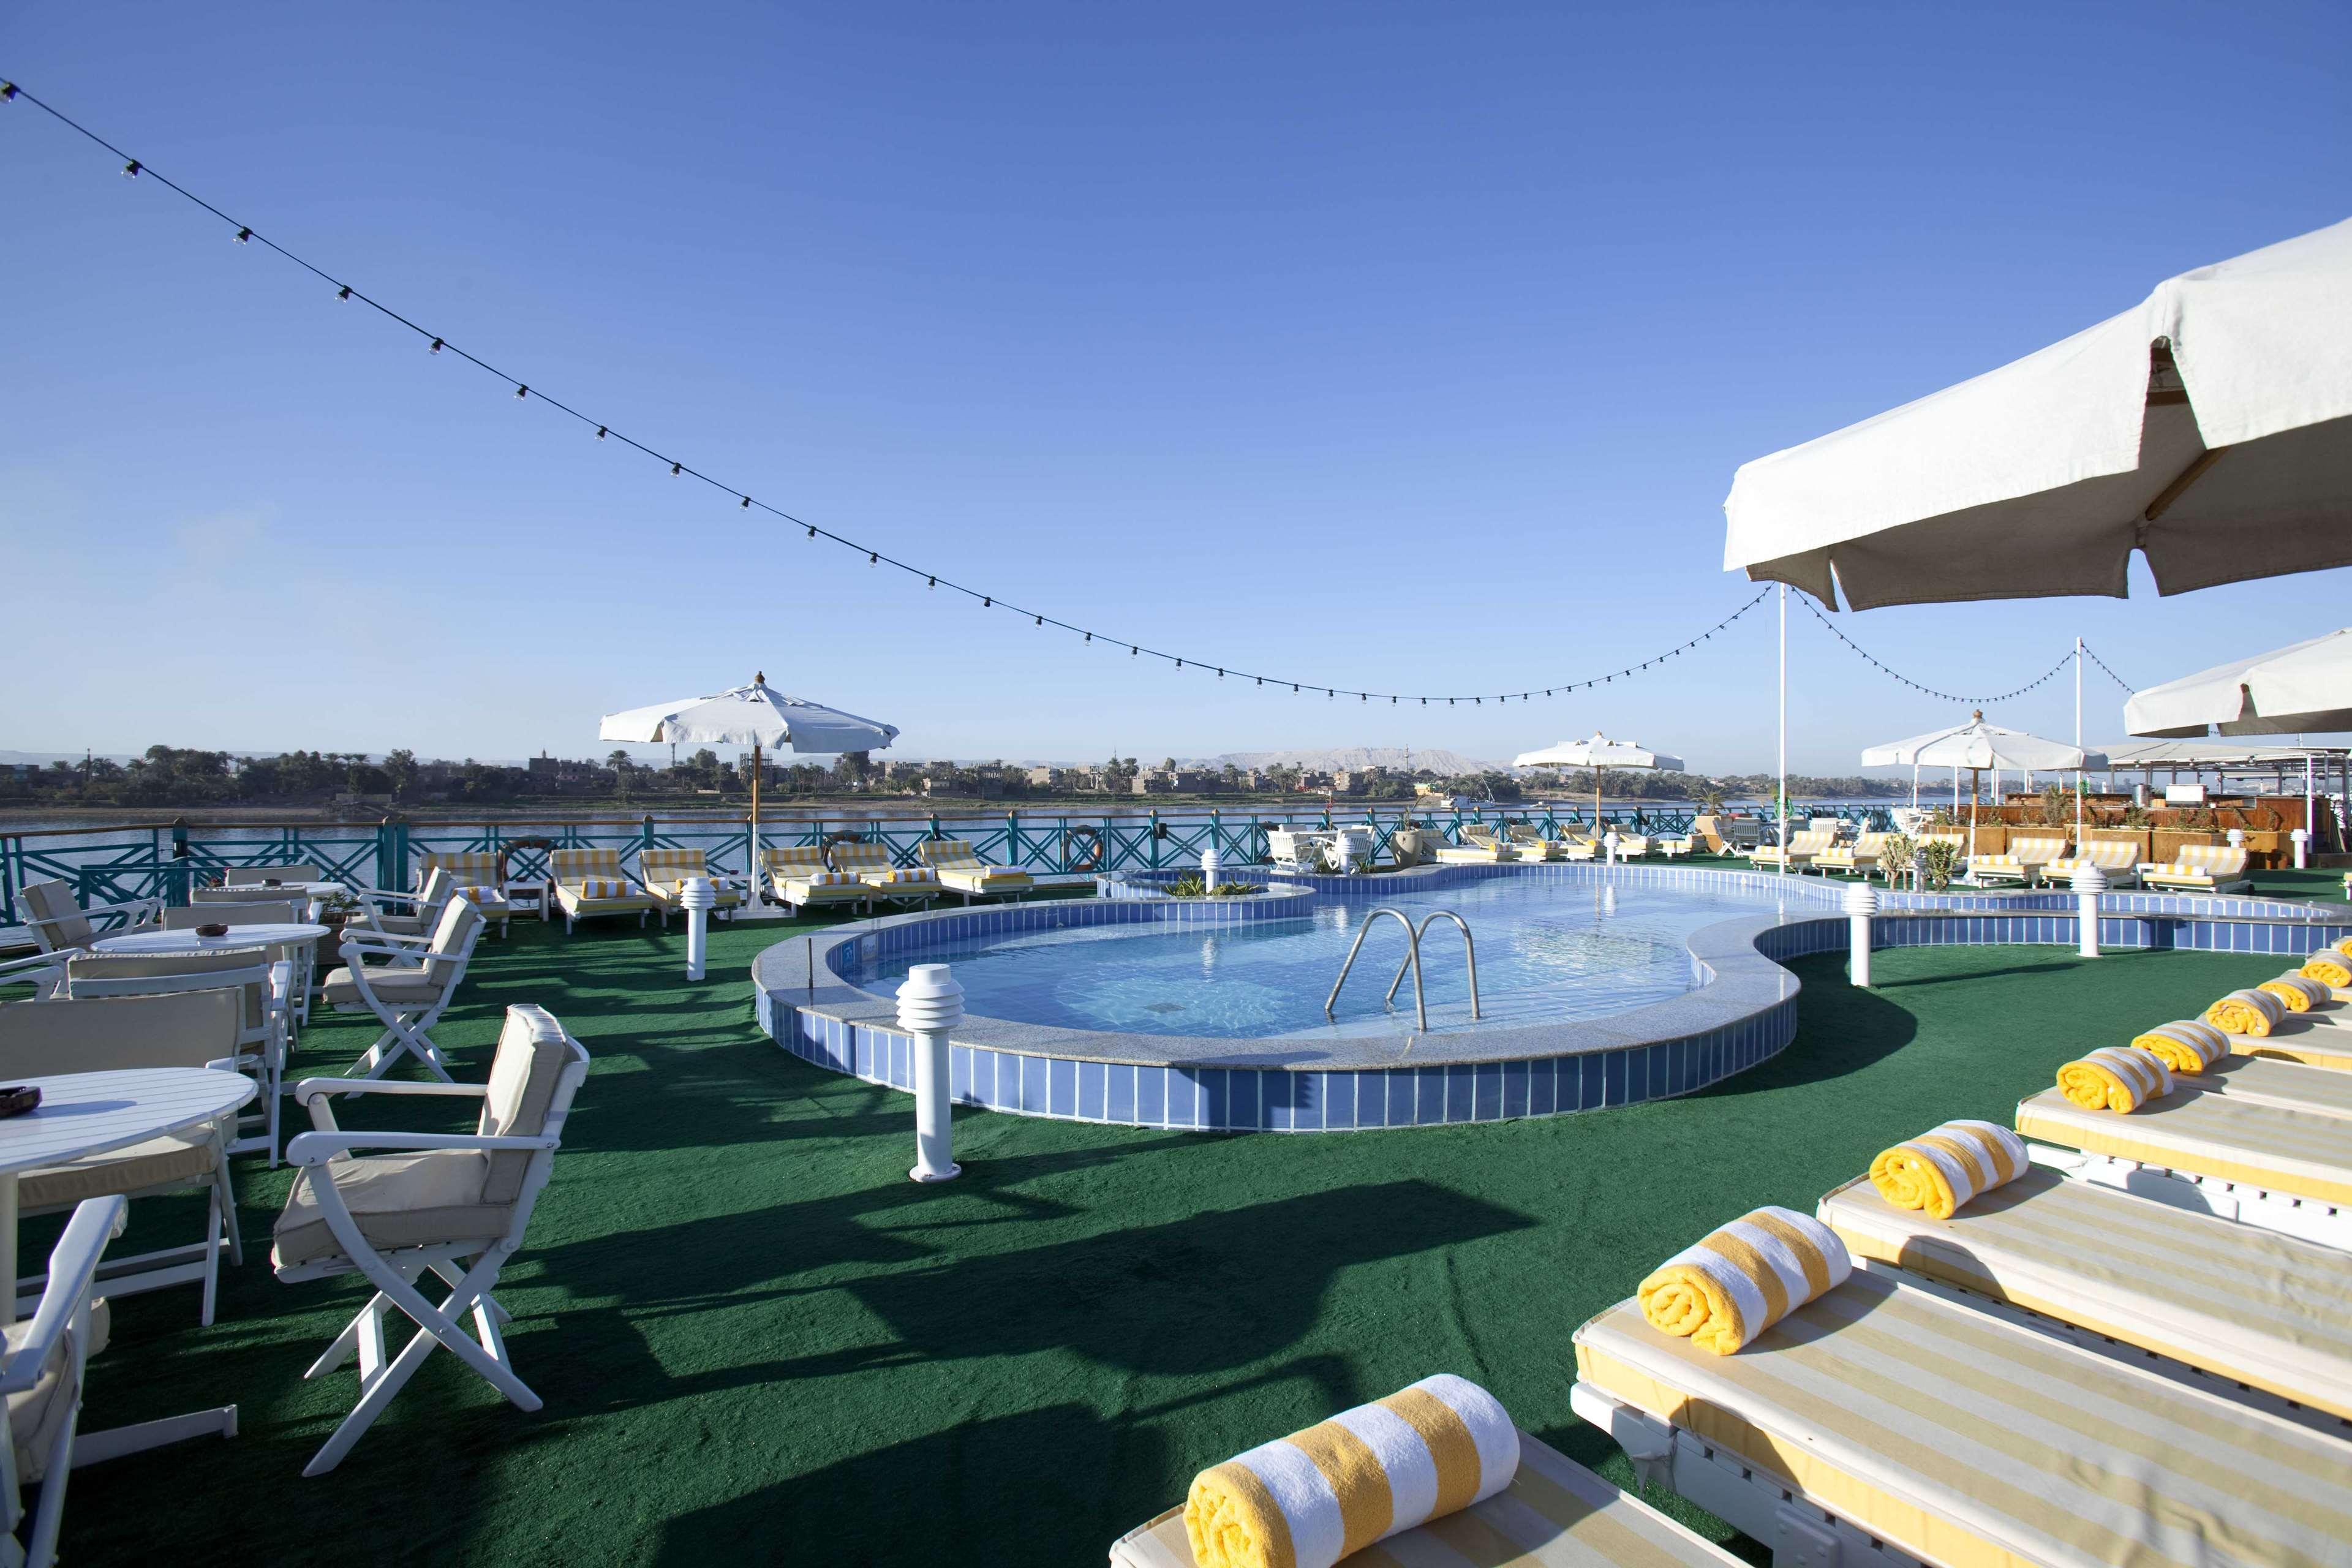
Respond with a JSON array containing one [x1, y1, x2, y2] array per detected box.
[[1183, 1374, 1518, 1568], [1637, 1206, 1850, 1355], [1868, 1120, 2029, 1218], [2335, 937, 2352, 959], [2057, 1046, 2173, 1112], [2260, 973, 2331, 1013], [576, 878, 630, 899], [2206, 987, 2287, 1037], [453, 884, 501, 903], [2301, 951, 2352, 988], [2130, 1020, 2228, 1074], [799, 872, 858, 888]]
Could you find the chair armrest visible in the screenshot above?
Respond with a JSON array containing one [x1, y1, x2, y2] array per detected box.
[[339, 930, 434, 960], [295, 1076, 489, 1107], [287, 1130, 558, 1164], [345, 884, 426, 905], [0, 1195, 126, 1394]]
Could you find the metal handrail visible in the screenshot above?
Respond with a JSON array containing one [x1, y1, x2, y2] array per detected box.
[[1385, 910, 1480, 1021], [1325, 907, 1428, 1030]]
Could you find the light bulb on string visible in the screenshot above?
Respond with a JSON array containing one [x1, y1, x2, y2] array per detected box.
[[337, 285, 351, 301], [234, 227, 251, 243]]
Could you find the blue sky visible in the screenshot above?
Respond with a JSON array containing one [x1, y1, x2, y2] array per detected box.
[[5, 1, 2348, 772]]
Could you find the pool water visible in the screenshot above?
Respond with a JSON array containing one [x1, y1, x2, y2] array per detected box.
[[848, 878, 1797, 1039]]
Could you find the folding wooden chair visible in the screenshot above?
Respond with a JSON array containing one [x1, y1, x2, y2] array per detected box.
[[0, 990, 248, 1325], [321, 898, 485, 1082], [66, 948, 292, 1163], [345, 865, 454, 940], [274, 1004, 590, 1476]]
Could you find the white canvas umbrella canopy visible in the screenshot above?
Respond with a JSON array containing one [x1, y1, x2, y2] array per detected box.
[[599, 674, 899, 916], [1723, 216, 2352, 610], [2124, 628, 2352, 737], [1862, 715, 2105, 852], [1512, 734, 1684, 838]]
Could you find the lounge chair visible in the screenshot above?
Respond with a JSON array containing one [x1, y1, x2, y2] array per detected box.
[[2015, 1081, 2352, 1248], [1573, 1264, 2352, 1568], [827, 842, 943, 908], [1436, 826, 1519, 864], [1963, 850, 2032, 886], [1656, 832, 1695, 858], [2005, 832, 2068, 876], [1722, 818, 1767, 854], [274, 1003, 589, 1475], [638, 848, 745, 925], [2142, 843, 2252, 893], [1264, 827, 1328, 873], [2222, 987, 2352, 1071], [13, 877, 157, 956], [1810, 830, 1890, 878], [1818, 1162, 2352, 1423], [0, 989, 247, 1325], [420, 851, 519, 935], [2040, 838, 2140, 887], [1110, 1427, 1745, 1568], [322, 897, 486, 1082], [762, 847, 872, 915], [918, 840, 1035, 902], [66, 946, 291, 1162], [1504, 823, 1567, 860], [1747, 827, 1831, 872], [547, 849, 654, 932]]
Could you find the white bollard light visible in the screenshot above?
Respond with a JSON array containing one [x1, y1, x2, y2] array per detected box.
[[2226, 827, 2246, 849], [1603, 830, 1621, 865], [898, 963, 965, 1183], [1202, 843, 1221, 892], [2071, 861, 2108, 958], [679, 876, 717, 981], [1842, 881, 1877, 987], [2293, 827, 2310, 869]]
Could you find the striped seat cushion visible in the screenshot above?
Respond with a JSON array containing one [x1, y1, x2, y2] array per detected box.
[[2180, 1054, 2352, 1119], [1819, 1166, 2352, 1422], [1574, 1269, 2352, 1568], [1109, 1431, 1745, 1568], [2015, 1084, 2352, 1205]]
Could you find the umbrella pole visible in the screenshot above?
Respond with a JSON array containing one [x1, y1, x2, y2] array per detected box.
[[1776, 584, 1787, 875], [741, 739, 777, 918], [2073, 636, 2084, 844]]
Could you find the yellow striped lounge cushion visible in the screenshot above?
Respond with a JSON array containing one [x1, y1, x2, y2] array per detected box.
[[2261, 972, 2332, 1012], [576, 878, 632, 900], [2130, 1019, 2229, 1073], [1637, 1207, 1850, 1354], [1575, 1268, 2352, 1568], [1183, 1374, 1517, 1568], [1866, 1119, 2027, 1218], [2207, 987, 2287, 1037], [2302, 949, 2352, 987], [2057, 1046, 2171, 1112]]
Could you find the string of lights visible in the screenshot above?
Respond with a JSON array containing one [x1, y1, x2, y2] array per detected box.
[[1, 77, 1769, 707], [1796, 592, 2086, 706], [2078, 642, 2137, 695]]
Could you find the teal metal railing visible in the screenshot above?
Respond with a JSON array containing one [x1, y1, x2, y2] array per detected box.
[[0, 802, 1893, 928]]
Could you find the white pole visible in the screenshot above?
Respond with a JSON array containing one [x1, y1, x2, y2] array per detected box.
[[1844, 880, 1877, 987], [680, 876, 715, 981], [2072, 862, 2106, 957], [899, 963, 964, 1183], [2073, 637, 2085, 843], [1777, 584, 1788, 876], [2301, 753, 2315, 869]]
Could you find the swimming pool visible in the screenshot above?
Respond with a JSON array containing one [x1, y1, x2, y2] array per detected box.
[[844, 876, 1801, 1039]]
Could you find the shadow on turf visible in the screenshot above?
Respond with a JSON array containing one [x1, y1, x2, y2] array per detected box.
[[1689, 957, 1920, 1095]]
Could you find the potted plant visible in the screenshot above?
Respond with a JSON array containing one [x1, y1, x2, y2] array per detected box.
[[1918, 838, 1962, 892]]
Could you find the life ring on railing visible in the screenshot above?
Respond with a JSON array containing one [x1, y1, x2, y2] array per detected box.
[[499, 837, 555, 884], [1063, 825, 1105, 872]]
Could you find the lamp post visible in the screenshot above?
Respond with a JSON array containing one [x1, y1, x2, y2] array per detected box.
[[680, 876, 716, 981], [2071, 862, 2107, 959], [899, 964, 964, 1183], [1843, 881, 1877, 987]]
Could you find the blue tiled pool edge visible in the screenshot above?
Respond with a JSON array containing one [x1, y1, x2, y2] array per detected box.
[[748, 865, 2352, 1133]]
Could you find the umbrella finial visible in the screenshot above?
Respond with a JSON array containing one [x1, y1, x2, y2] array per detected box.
[[755, 671, 766, 685], [1972, 709, 1983, 722]]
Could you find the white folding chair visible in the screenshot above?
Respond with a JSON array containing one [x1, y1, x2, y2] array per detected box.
[[65, 949, 292, 1164], [2, 1196, 123, 1567], [222, 862, 322, 886], [344, 866, 454, 940], [12, 880, 156, 957], [275, 1003, 590, 1476], [322, 898, 486, 1082], [0, 954, 70, 1001], [0, 990, 248, 1325]]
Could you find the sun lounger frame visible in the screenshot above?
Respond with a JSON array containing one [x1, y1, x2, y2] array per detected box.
[[2024, 1140, 2352, 1250]]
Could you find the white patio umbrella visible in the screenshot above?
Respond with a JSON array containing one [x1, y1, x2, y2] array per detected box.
[[2125, 628, 2352, 738], [1512, 734, 1684, 843], [599, 673, 899, 918], [1724, 217, 2352, 611], [1862, 715, 2105, 854]]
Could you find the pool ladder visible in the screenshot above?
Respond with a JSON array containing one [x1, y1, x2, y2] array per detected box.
[[1324, 907, 1480, 1033]]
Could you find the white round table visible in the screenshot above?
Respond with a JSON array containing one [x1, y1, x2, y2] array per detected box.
[[219, 880, 342, 898], [0, 1068, 257, 1324], [93, 923, 328, 954]]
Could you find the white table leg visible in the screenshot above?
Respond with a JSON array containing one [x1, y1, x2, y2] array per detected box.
[[0, 1171, 18, 1327]]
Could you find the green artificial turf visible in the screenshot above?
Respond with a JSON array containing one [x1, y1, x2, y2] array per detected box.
[[49, 921, 2306, 1565]]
